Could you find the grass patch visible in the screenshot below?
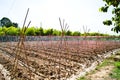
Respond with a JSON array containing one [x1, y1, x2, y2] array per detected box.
[[77, 59, 113, 80], [77, 76, 87, 80], [110, 62, 120, 79], [95, 59, 113, 70], [77, 59, 114, 80], [77, 53, 120, 80], [110, 68, 120, 79], [115, 61, 120, 69]]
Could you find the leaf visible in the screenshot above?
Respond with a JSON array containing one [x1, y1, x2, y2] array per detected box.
[[103, 20, 112, 26]]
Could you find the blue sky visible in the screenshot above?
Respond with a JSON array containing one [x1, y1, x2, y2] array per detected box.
[[0, 0, 117, 35]]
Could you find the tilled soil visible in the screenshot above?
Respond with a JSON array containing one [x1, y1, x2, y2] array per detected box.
[[0, 41, 120, 80], [0, 72, 5, 80]]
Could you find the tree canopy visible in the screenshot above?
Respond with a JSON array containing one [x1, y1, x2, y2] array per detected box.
[[0, 26, 109, 36], [99, 0, 120, 33], [0, 17, 18, 28]]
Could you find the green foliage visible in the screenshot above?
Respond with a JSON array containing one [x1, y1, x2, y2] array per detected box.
[[1, 17, 13, 28], [111, 68, 120, 79], [34, 28, 39, 36], [2, 26, 8, 35], [89, 32, 100, 36], [6, 26, 19, 36], [25, 27, 36, 36], [103, 20, 112, 26], [0, 26, 112, 36], [99, 5, 109, 12], [0, 27, 5, 36], [103, 0, 119, 7], [100, 0, 120, 33], [0, 17, 18, 28], [115, 62, 120, 69], [88, 32, 109, 36], [66, 30, 72, 36], [77, 77, 86, 80], [34, 27, 44, 36], [96, 59, 113, 70], [44, 28, 53, 36], [13, 22, 18, 28], [52, 29, 60, 36], [72, 31, 81, 36], [39, 27, 44, 36], [110, 62, 120, 79]]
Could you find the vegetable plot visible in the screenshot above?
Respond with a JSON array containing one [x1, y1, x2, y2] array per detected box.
[[0, 36, 120, 80]]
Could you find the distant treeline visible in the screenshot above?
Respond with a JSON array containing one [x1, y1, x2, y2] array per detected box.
[[0, 26, 110, 36]]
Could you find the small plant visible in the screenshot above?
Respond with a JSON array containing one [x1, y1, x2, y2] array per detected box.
[[115, 62, 120, 69], [95, 59, 112, 70], [110, 60, 120, 80], [110, 62, 120, 79], [77, 76, 86, 80]]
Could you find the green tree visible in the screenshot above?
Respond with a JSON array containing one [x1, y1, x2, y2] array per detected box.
[[0, 17, 18, 28], [99, 0, 120, 33], [39, 27, 44, 36], [89, 32, 100, 36], [6, 26, 19, 36], [2, 26, 8, 35], [52, 29, 60, 36], [66, 30, 72, 36], [25, 27, 36, 36], [72, 31, 81, 36], [13, 22, 18, 28], [1, 17, 13, 27], [0, 27, 5, 36], [35, 28, 40, 36], [44, 28, 53, 36], [34, 27, 44, 36]]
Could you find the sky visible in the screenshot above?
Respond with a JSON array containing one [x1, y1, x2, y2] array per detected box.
[[0, 0, 118, 35]]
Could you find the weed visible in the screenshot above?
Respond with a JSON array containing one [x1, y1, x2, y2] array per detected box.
[[110, 60, 120, 79], [95, 59, 113, 70], [77, 76, 87, 80], [110, 67, 120, 79], [115, 62, 120, 69]]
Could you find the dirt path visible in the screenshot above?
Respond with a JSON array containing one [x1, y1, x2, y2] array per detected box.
[[79, 51, 120, 80], [86, 65, 114, 80]]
